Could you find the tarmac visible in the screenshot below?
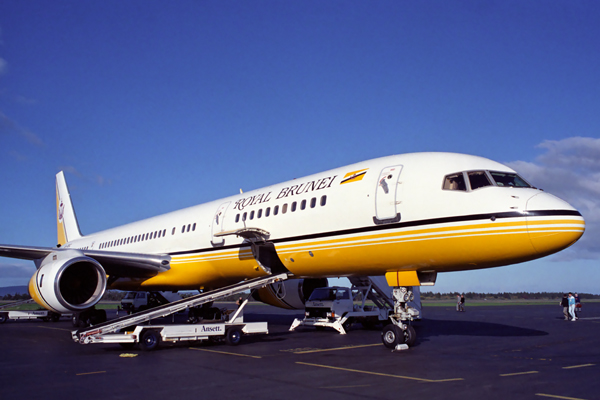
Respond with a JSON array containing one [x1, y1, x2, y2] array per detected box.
[[0, 302, 598, 400]]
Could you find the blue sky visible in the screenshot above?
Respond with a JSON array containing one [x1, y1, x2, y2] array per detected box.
[[1, 1, 599, 293]]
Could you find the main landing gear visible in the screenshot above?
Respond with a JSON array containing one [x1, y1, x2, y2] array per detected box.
[[381, 286, 419, 349]]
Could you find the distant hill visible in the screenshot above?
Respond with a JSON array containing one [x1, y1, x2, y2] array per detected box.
[[0, 286, 28, 296]]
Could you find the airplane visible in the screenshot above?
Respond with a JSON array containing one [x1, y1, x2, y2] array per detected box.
[[0, 152, 585, 342]]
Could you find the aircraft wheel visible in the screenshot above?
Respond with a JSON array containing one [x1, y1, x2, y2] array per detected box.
[[0, 313, 7, 324], [403, 325, 416, 347], [381, 324, 403, 349], [90, 309, 107, 325], [225, 327, 242, 346], [342, 318, 353, 332], [140, 330, 161, 351]]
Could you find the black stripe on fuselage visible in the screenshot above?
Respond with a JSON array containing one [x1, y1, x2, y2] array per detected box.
[[168, 209, 582, 257]]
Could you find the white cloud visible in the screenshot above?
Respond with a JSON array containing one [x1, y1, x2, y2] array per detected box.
[[0, 111, 44, 146], [0, 58, 7, 75], [0, 261, 35, 279], [507, 137, 600, 260]]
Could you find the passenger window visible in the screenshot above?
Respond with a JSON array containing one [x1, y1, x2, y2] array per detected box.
[[181, 225, 186, 233], [468, 171, 492, 190], [310, 197, 316, 208], [192, 223, 196, 231], [443, 173, 467, 191], [320, 195, 327, 206], [274, 206, 279, 216], [265, 207, 270, 217], [257, 209, 262, 219], [489, 171, 531, 188], [291, 202, 297, 212], [163, 229, 166, 237], [242, 212, 247, 221], [250, 211, 255, 220], [282, 204, 288, 214], [300, 200, 306, 210], [236, 214, 240, 223], [172, 227, 176, 235]]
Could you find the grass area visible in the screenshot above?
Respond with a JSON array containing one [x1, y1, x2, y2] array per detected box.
[[2, 299, 597, 311], [422, 299, 600, 307]]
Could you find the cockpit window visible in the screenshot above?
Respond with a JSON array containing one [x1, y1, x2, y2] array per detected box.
[[468, 171, 493, 190], [443, 173, 467, 191], [489, 171, 531, 188]]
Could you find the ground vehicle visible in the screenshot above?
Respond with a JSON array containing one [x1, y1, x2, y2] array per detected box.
[[72, 273, 287, 350], [290, 277, 421, 348], [0, 299, 67, 323], [290, 286, 389, 334], [120, 291, 182, 314]]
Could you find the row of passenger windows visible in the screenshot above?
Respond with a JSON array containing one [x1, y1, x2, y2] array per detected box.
[[99, 222, 198, 250], [235, 195, 327, 223], [443, 170, 531, 192]]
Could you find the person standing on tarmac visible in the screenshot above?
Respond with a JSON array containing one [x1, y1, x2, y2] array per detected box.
[[459, 294, 465, 312], [568, 292, 577, 321], [456, 294, 461, 311], [560, 294, 569, 320]]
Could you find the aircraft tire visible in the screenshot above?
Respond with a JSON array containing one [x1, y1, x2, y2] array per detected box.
[[90, 309, 107, 325], [0, 312, 7, 324], [140, 330, 161, 351], [404, 325, 416, 347], [225, 327, 242, 346], [381, 324, 403, 349], [342, 318, 353, 333]]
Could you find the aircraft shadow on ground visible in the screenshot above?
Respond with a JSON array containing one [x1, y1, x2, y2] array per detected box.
[[416, 318, 548, 339]]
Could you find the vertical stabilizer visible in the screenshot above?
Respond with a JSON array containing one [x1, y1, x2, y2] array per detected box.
[[56, 171, 82, 245]]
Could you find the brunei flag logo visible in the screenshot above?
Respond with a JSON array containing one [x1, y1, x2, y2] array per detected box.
[[340, 168, 368, 185]]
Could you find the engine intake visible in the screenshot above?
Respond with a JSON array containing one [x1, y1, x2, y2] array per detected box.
[[29, 251, 107, 313]]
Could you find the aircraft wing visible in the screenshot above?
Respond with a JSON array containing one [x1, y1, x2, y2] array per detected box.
[[0, 244, 170, 278], [0, 244, 53, 260]]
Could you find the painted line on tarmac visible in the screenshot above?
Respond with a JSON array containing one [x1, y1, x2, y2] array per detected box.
[[76, 371, 106, 376], [499, 371, 539, 377], [535, 393, 588, 400], [320, 384, 372, 389], [576, 317, 600, 320], [294, 343, 382, 354], [189, 347, 262, 359], [562, 364, 595, 369], [35, 325, 72, 332], [296, 362, 464, 383]]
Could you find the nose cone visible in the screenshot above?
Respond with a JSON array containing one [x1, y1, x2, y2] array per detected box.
[[525, 192, 585, 256]]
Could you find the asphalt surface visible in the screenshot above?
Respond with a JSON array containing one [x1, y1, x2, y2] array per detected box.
[[0, 302, 598, 400]]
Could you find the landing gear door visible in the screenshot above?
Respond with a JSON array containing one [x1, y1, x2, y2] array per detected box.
[[374, 165, 403, 224], [211, 202, 231, 246]]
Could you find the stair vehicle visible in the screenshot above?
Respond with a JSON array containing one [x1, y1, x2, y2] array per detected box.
[[71, 273, 287, 351], [0, 299, 66, 323]]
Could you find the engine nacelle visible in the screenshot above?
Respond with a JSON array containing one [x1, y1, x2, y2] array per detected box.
[[252, 278, 328, 309], [29, 250, 107, 314]]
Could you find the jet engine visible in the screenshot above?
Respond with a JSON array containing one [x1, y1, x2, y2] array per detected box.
[[252, 278, 328, 309], [29, 250, 107, 314]]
